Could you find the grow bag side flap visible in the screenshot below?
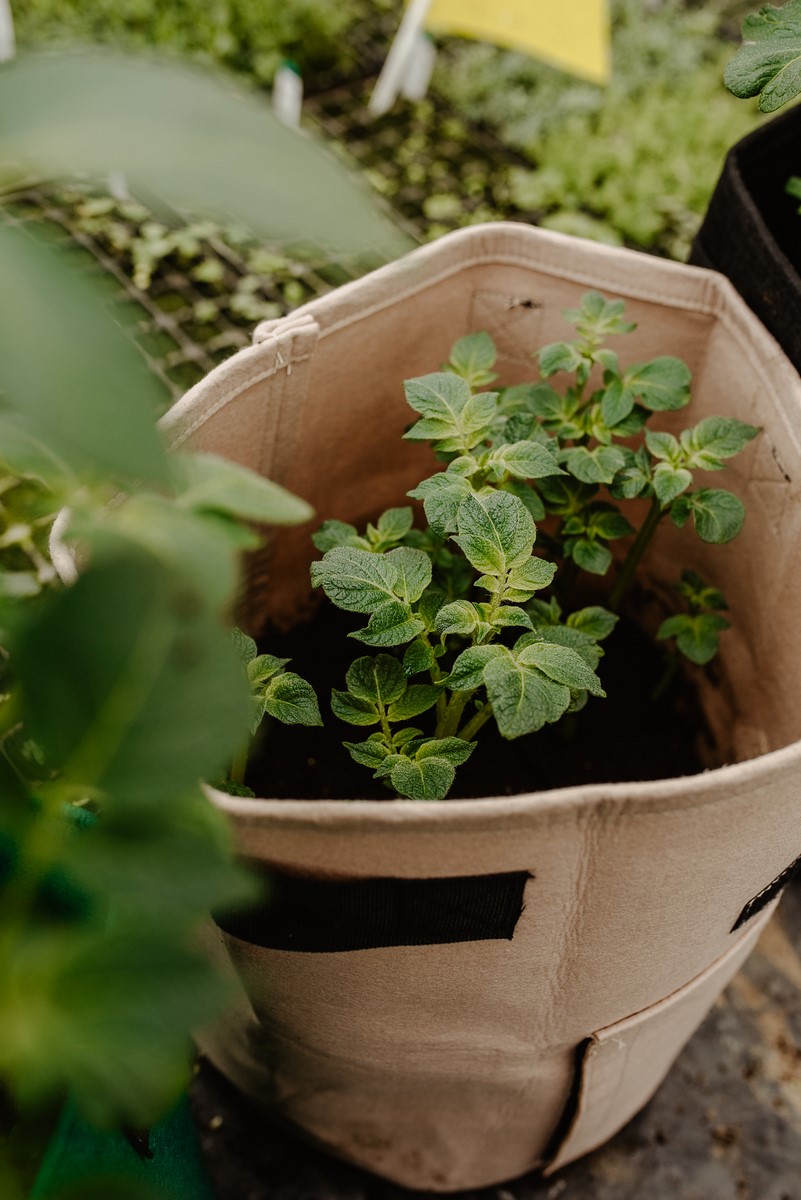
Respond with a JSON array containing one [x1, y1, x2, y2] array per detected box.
[[543, 898, 776, 1175]]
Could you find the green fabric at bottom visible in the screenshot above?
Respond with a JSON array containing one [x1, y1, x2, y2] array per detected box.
[[30, 1093, 216, 1200]]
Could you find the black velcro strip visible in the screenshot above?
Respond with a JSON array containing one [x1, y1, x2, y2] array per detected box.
[[731, 853, 801, 932], [215, 869, 531, 952]]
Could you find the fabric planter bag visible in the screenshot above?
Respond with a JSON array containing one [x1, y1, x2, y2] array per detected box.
[[161, 224, 801, 1192], [691, 103, 801, 373]]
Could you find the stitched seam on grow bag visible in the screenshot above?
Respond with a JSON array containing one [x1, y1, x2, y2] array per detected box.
[[169, 354, 314, 448], [731, 852, 801, 931], [215, 869, 531, 952]]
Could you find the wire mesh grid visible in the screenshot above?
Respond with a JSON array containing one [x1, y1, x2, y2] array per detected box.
[[0, 184, 384, 406], [305, 81, 537, 243]]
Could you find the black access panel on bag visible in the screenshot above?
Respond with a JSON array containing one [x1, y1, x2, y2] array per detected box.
[[215, 867, 531, 952]]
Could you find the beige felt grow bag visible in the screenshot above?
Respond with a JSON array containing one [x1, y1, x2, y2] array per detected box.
[[162, 225, 801, 1192]]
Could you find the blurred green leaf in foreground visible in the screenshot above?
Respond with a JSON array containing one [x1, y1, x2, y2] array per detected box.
[[0, 46, 408, 1198]]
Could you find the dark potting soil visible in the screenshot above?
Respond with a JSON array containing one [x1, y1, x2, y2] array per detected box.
[[245, 599, 715, 801]]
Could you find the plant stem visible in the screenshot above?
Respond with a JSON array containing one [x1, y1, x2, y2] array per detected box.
[[652, 651, 680, 704], [457, 704, 493, 741], [436, 690, 473, 739], [609, 496, 663, 612], [229, 740, 250, 785]]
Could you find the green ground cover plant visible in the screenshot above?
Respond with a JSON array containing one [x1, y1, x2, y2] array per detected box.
[[431, 0, 762, 258], [14, 0, 397, 90], [309, 293, 758, 801]]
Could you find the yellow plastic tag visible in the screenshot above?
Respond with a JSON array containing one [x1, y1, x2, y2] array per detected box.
[[424, 0, 610, 85]]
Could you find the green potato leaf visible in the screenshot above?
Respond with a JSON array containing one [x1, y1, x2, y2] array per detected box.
[[725, 0, 801, 110], [346, 654, 406, 705], [483, 650, 572, 739], [349, 600, 426, 647], [447, 331, 498, 387], [687, 489, 746, 544], [262, 673, 321, 726], [453, 491, 535, 576]]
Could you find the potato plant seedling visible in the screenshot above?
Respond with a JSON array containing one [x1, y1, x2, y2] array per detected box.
[[309, 292, 759, 801]]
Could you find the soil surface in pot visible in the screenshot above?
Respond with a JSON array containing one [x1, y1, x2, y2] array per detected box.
[[246, 600, 715, 800]]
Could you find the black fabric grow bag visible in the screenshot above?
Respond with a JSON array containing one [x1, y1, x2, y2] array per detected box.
[[691, 104, 801, 372]]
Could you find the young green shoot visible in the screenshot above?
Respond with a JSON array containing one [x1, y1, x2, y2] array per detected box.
[[311, 293, 758, 801]]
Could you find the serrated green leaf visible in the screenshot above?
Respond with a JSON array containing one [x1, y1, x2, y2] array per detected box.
[[492, 606, 534, 630], [331, 689, 380, 726], [671, 496, 692, 529], [516, 640, 605, 696], [403, 639, 436, 676], [680, 417, 761, 469], [538, 341, 585, 377], [385, 546, 432, 603], [387, 684, 440, 721], [416, 737, 476, 766], [408, 470, 474, 537], [657, 611, 730, 665], [343, 738, 391, 769], [689, 489, 746, 544], [453, 491, 535, 575], [618, 357, 691, 412], [310, 546, 400, 612], [447, 331, 498, 386], [570, 538, 613, 575], [389, 755, 455, 801], [349, 600, 426, 647], [447, 644, 506, 691], [725, 0, 801, 110], [503, 555, 557, 602], [346, 654, 406, 705], [404, 370, 472, 418], [435, 599, 480, 636], [404, 372, 498, 451], [483, 651, 571, 739], [231, 627, 257, 666], [534, 625, 603, 669], [646, 430, 681, 462], [375, 506, 414, 543], [248, 653, 291, 685], [488, 440, 564, 481], [611, 447, 652, 500], [562, 445, 625, 485], [653, 463, 693, 505], [567, 606, 618, 641], [394, 726, 425, 746], [263, 672, 322, 726], [563, 291, 636, 340], [311, 519, 369, 552], [587, 507, 636, 540], [600, 376, 635, 428]]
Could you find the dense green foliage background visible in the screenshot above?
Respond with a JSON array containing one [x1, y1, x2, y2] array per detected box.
[[14, 0, 763, 258]]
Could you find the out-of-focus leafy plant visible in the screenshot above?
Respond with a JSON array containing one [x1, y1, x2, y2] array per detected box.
[[0, 46, 405, 1198], [15, 0, 397, 89]]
